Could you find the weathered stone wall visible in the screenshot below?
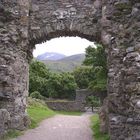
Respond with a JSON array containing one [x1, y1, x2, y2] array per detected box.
[[76, 89, 107, 104], [0, 0, 140, 139], [46, 101, 85, 112], [0, 0, 31, 136], [76, 89, 92, 102], [101, 1, 140, 139], [29, 0, 102, 45], [46, 89, 93, 112]]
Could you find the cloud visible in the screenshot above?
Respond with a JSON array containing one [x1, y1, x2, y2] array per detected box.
[[33, 36, 95, 57]]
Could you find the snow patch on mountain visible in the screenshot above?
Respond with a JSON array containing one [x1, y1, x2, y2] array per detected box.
[[36, 52, 66, 60]]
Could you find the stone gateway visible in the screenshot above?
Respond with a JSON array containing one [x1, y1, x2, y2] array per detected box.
[[0, 0, 140, 139]]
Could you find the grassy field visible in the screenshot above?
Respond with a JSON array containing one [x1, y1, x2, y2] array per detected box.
[[91, 114, 110, 140]]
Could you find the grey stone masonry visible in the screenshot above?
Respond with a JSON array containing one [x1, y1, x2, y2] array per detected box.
[[29, 0, 102, 45]]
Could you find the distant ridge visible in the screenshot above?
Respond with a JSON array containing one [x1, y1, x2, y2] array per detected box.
[[37, 52, 66, 61], [40, 53, 85, 73]]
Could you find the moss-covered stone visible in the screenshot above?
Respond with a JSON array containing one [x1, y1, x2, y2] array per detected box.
[[114, 2, 132, 15], [115, 2, 132, 11]]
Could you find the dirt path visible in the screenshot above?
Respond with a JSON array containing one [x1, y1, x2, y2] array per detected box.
[[12, 113, 93, 140]]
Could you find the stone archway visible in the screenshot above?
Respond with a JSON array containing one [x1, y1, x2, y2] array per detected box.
[[29, 0, 102, 49], [0, 0, 140, 139]]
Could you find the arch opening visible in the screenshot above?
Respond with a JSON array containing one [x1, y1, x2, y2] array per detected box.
[[29, 30, 100, 47], [29, 36, 107, 113], [33, 36, 95, 58]]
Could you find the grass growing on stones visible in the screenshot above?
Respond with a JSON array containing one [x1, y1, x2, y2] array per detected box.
[[91, 114, 110, 140], [1, 130, 23, 140]]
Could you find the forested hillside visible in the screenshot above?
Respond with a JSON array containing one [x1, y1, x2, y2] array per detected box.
[[41, 54, 85, 73]]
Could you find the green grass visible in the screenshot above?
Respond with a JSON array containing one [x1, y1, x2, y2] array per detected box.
[[1, 130, 23, 140], [27, 98, 56, 128], [2, 98, 83, 139], [46, 100, 73, 102], [2, 98, 56, 139], [28, 106, 56, 128], [91, 114, 110, 140], [55, 111, 82, 116]]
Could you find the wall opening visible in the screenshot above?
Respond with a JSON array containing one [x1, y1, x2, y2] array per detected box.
[[33, 36, 95, 59], [29, 36, 107, 112]]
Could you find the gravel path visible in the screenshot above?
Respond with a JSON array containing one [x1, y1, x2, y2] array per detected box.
[[12, 113, 93, 140]]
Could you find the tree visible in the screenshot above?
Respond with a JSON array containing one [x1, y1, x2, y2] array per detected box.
[[86, 96, 101, 112], [73, 66, 95, 89], [29, 60, 50, 97], [29, 60, 77, 100], [83, 44, 107, 92], [47, 72, 77, 100], [83, 44, 107, 69], [29, 60, 50, 78], [60, 72, 77, 99]]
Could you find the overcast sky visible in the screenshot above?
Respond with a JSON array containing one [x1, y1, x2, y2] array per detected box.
[[33, 37, 95, 57]]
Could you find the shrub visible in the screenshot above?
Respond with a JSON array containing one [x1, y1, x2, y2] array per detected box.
[[30, 91, 43, 99], [86, 96, 101, 107], [29, 60, 50, 97]]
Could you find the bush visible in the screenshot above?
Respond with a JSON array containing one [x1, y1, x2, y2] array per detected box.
[[30, 91, 43, 99], [29, 60, 50, 97], [73, 66, 94, 89], [86, 96, 101, 107], [29, 60, 77, 100], [47, 72, 77, 100]]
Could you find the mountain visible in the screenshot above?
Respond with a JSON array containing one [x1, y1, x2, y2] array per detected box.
[[37, 52, 66, 61], [41, 53, 85, 73], [60, 53, 85, 63]]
